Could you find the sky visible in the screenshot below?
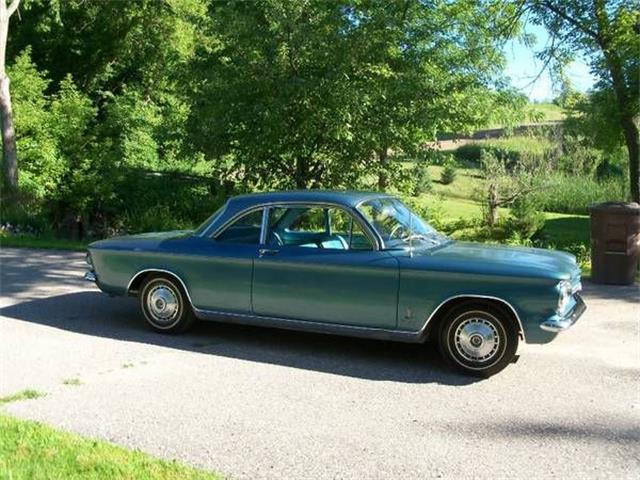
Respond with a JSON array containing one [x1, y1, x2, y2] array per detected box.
[[503, 23, 596, 102]]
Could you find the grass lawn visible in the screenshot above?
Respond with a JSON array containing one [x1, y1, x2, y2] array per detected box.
[[0, 413, 221, 480], [0, 234, 88, 251], [408, 165, 590, 252], [426, 165, 481, 201], [525, 102, 565, 123], [540, 212, 590, 246]]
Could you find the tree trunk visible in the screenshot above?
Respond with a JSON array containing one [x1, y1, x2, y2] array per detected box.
[[294, 157, 308, 189], [604, 52, 640, 203], [377, 148, 388, 191], [0, 1, 20, 193], [621, 116, 640, 203], [0, 75, 17, 190], [593, 1, 639, 202]]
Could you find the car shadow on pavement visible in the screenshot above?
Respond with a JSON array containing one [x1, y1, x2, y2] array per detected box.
[[1, 291, 481, 386]]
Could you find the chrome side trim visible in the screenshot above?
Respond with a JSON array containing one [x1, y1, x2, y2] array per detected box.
[[193, 294, 525, 344], [193, 308, 423, 343], [259, 207, 269, 245], [419, 294, 527, 342], [126, 268, 195, 306]]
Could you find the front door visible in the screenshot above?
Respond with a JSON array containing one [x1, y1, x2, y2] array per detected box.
[[185, 208, 263, 312], [252, 205, 399, 328]]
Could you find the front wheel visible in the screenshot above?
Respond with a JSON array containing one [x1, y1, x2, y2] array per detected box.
[[139, 275, 195, 334], [439, 304, 519, 377]]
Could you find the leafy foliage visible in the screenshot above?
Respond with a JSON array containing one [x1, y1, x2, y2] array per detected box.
[[188, 0, 526, 190], [1, 0, 630, 245], [525, 0, 640, 201]]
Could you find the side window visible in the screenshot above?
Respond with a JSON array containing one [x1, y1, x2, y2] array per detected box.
[[215, 209, 263, 244], [268, 205, 373, 251], [287, 207, 326, 233], [329, 208, 373, 251]]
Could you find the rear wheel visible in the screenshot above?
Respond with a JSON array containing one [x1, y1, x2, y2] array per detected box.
[[439, 303, 518, 377], [139, 275, 195, 334]]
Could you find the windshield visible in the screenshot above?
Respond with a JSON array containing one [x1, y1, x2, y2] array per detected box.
[[357, 197, 448, 249]]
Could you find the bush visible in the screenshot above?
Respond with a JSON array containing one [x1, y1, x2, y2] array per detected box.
[[0, 203, 50, 236], [440, 158, 457, 185], [412, 162, 432, 195], [101, 169, 227, 235], [454, 143, 483, 164], [455, 136, 555, 167], [507, 195, 546, 239], [119, 206, 194, 234]]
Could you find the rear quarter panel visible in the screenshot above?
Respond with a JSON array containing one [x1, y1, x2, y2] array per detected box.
[[89, 236, 254, 312]]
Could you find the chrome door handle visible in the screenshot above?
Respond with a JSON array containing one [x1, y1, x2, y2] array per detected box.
[[259, 248, 279, 257]]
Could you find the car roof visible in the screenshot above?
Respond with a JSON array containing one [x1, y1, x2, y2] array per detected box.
[[227, 190, 393, 209]]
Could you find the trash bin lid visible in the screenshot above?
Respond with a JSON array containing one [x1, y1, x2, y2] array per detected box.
[[589, 201, 640, 215]]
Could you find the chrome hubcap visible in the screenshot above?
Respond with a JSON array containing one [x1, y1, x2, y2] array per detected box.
[[454, 317, 500, 363], [146, 284, 179, 325]]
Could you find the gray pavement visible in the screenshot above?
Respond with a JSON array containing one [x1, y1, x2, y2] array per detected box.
[[1, 247, 638, 479]]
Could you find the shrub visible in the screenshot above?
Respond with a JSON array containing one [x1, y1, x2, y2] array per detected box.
[[454, 143, 483, 164], [507, 195, 546, 239], [595, 149, 627, 180], [0, 203, 50, 236], [440, 157, 457, 185], [456, 136, 554, 164], [120, 206, 194, 234], [412, 162, 432, 195], [103, 169, 227, 235]]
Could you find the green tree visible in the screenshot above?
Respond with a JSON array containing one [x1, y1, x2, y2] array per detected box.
[[479, 149, 544, 227], [525, 0, 640, 202], [343, 1, 527, 190], [7, 50, 96, 220], [189, 0, 526, 190], [6, 48, 59, 203]]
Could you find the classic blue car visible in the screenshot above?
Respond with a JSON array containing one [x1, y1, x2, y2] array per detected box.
[[85, 191, 585, 376]]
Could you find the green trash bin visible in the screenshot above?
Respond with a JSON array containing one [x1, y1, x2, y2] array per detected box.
[[589, 202, 640, 285]]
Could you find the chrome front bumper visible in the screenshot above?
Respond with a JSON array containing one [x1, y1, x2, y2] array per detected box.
[[84, 270, 97, 282], [540, 294, 586, 332]]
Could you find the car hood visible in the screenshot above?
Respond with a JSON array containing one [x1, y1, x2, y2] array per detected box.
[[401, 241, 579, 281], [89, 230, 193, 250]]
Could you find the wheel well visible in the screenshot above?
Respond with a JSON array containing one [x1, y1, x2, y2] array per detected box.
[[127, 270, 189, 299], [423, 296, 523, 342]]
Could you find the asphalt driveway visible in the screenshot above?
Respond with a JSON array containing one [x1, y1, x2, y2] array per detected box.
[[1, 248, 638, 479]]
